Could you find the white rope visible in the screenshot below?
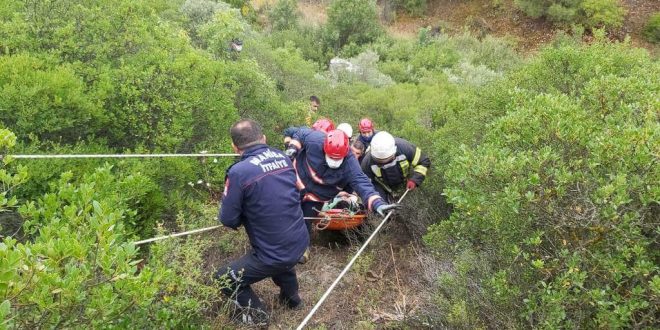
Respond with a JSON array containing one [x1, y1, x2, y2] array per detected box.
[[132, 214, 358, 245], [8, 153, 238, 159], [132, 225, 223, 246], [296, 189, 411, 330]]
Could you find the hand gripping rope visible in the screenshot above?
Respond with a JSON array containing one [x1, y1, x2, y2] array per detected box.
[[296, 189, 411, 330]]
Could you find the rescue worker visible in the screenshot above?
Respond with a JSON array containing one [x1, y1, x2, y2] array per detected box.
[[216, 119, 309, 326], [357, 118, 378, 149], [351, 139, 366, 163], [312, 118, 334, 133], [307, 95, 321, 126], [285, 128, 400, 236], [228, 38, 243, 61], [283, 118, 334, 148], [361, 131, 431, 202], [337, 122, 353, 140]]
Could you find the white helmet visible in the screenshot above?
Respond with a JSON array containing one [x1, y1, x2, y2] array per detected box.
[[370, 131, 397, 161], [337, 123, 353, 138]]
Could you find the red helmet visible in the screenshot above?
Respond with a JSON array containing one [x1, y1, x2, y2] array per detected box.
[[312, 118, 335, 133], [358, 118, 373, 132], [324, 130, 350, 159]]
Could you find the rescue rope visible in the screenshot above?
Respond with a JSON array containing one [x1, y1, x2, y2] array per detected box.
[[296, 189, 411, 330], [132, 225, 223, 246], [132, 214, 367, 246], [4, 153, 238, 159]]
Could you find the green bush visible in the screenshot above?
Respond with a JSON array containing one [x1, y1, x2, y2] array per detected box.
[[248, 37, 326, 102], [514, 0, 546, 18], [392, 0, 427, 17], [0, 158, 197, 327], [0, 128, 231, 328], [642, 13, 660, 44], [0, 54, 103, 143], [581, 0, 626, 29], [547, 3, 578, 24], [268, 0, 299, 31], [325, 0, 382, 50], [410, 41, 460, 71], [425, 39, 659, 328], [268, 27, 332, 66], [0, 0, 241, 151], [514, 0, 626, 30]]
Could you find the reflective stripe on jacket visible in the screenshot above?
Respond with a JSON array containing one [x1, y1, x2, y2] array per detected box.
[[361, 137, 430, 192], [291, 128, 384, 211]]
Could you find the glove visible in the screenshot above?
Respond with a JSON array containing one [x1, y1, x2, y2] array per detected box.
[[406, 180, 417, 191], [284, 147, 298, 159], [376, 203, 401, 217]]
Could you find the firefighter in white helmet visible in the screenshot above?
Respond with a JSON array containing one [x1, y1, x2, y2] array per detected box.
[[361, 131, 431, 201], [336, 123, 353, 140]]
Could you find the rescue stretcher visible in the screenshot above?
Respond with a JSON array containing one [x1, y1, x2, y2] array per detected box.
[[312, 194, 367, 231]]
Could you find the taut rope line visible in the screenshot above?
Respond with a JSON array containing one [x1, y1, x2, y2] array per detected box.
[[296, 189, 411, 330], [6, 153, 238, 159]]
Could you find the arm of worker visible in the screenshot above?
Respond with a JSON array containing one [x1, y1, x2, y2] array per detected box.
[[219, 170, 243, 230], [286, 127, 316, 158], [283, 126, 309, 138], [344, 154, 384, 211], [398, 139, 430, 187]]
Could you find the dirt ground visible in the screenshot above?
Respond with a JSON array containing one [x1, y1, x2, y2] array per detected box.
[[206, 210, 446, 329]]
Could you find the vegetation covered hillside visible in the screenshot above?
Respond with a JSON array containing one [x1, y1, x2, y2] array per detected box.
[[0, 0, 658, 328]]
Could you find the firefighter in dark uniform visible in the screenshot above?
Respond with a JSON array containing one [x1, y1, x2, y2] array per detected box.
[[357, 118, 378, 150], [285, 128, 401, 235], [215, 119, 309, 326], [361, 131, 431, 202], [282, 118, 334, 148]]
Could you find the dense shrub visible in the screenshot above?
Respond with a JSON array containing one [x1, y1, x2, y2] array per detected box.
[[547, 2, 578, 24], [328, 51, 395, 87], [198, 6, 248, 57], [642, 12, 660, 44], [425, 39, 659, 328], [581, 0, 626, 29], [514, 0, 626, 30], [248, 38, 326, 102], [392, 0, 427, 17], [0, 55, 103, 143], [325, 0, 382, 50], [268, 27, 332, 66], [0, 132, 219, 327], [268, 0, 299, 31], [0, 0, 241, 151]]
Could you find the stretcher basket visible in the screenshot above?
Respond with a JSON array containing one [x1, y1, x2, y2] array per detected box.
[[314, 208, 367, 231]]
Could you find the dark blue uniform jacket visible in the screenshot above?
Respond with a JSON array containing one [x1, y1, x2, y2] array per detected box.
[[291, 129, 385, 211], [219, 144, 309, 266]]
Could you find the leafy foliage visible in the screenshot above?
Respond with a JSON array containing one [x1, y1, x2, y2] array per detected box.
[[581, 0, 626, 29], [0, 55, 102, 143], [325, 0, 383, 50], [392, 0, 427, 17], [425, 39, 659, 328], [1, 0, 658, 328], [514, 0, 626, 29], [643, 12, 660, 44], [268, 0, 300, 31]]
